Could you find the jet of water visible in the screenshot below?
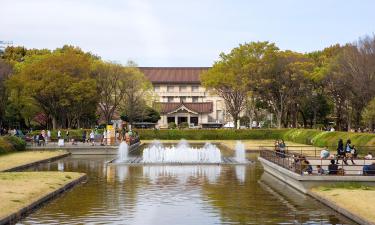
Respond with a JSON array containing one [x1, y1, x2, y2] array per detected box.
[[118, 141, 129, 162], [235, 141, 246, 163]]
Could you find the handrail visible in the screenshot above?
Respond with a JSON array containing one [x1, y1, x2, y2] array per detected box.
[[259, 149, 375, 176]]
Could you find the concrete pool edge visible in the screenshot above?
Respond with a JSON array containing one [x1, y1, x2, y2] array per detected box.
[[0, 173, 87, 225], [2, 152, 71, 172], [258, 157, 375, 225]]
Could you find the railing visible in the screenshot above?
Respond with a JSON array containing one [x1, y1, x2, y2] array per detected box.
[[259, 149, 375, 176], [28, 136, 140, 147], [258, 145, 375, 158]]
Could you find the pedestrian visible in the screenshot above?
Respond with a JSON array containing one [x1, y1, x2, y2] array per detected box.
[[82, 130, 87, 143], [66, 129, 70, 143], [90, 130, 95, 146], [336, 139, 344, 164], [47, 130, 51, 144], [58, 130, 61, 140], [102, 129, 107, 146], [344, 139, 353, 165]]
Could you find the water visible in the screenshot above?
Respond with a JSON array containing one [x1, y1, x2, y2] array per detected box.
[[142, 140, 222, 163], [19, 153, 355, 225], [117, 141, 128, 162], [234, 141, 246, 163]]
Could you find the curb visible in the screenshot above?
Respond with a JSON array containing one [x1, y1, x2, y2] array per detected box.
[[308, 191, 375, 225], [0, 174, 87, 225], [2, 152, 71, 172]]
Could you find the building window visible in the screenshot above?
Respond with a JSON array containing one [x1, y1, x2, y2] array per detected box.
[[192, 86, 199, 92], [179, 86, 187, 92], [192, 97, 199, 102], [153, 85, 160, 92], [167, 86, 174, 92], [180, 97, 186, 102], [167, 97, 174, 102]]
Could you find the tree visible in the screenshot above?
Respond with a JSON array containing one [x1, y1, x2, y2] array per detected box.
[[93, 62, 130, 124], [254, 50, 314, 128], [133, 106, 161, 123], [362, 98, 375, 129], [0, 59, 13, 126], [201, 42, 278, 128], [120, 63, 153, 124], [8, 46, 98, 129]]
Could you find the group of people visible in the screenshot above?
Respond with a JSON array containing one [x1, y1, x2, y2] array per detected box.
[[33, 130, 51, 146], [80, 128, 139, 146], [335, 139, 357, 165], [274, 139, 287, 157]]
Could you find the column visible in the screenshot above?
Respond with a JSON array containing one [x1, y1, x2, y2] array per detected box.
[[175, 115, 178, 125], [188, 114, 191, 126]]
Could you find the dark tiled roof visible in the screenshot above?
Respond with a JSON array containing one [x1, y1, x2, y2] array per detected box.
[[155, 102, 213, 114], [139, 67, 210, 84]]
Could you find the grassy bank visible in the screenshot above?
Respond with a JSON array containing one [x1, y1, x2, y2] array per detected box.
[[0, 172, 85, 220], [0, 136, 26, 154], [0, 151, 68, 171], [311, 184, 375, 224]]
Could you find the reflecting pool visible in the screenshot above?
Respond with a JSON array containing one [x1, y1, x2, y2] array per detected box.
[[19, 154, 354, 225]]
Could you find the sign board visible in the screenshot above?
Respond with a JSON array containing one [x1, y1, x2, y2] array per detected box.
[[106, 125, 115, 145]]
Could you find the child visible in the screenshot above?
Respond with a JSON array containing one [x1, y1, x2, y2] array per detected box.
[[316, 165, 325, 175]]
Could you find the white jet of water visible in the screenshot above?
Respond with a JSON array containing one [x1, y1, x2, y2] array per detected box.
[[142, 140, 222, 163], [118, 141, 129, 162], [235, 141, 246, 163]]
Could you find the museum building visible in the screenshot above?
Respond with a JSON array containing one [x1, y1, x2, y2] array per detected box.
[[140, 67, 228, 128]]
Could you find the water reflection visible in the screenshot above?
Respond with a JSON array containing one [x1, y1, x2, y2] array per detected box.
[[19, 155, 352, 225]]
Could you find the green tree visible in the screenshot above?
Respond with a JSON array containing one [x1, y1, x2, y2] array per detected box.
[[120, 63, 153, 124], [0, 59, 13, 126], [8, 46, 98, 129], [201, 42, 278, 128], [362, 98, 375, 129]]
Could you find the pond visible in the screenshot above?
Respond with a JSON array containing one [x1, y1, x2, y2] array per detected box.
[[18, 149, 355, 225]]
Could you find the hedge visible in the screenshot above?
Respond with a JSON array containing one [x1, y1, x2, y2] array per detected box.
[[0, 136, 26, 154], [134, 129, 288, 140]]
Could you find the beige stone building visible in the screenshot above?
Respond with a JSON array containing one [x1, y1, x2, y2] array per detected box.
[[140, 67, 228, 128]]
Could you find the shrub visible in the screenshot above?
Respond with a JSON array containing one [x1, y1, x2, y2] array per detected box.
[[168, 122, 177, 129], [3, 136, 26, 151], [178, 122, 189, 129]]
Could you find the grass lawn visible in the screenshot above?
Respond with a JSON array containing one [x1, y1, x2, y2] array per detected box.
[[0, 151, 68, 171], [0, 172, 85, 220], [311, 184, 375, 224]]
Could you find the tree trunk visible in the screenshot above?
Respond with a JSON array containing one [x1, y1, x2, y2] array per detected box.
[[276, 111, 282, 129], [52, 117, 57, 130]]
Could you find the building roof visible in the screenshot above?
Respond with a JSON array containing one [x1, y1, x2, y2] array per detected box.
[[139, 67, 210, 84], [155, 102, 213, 114]]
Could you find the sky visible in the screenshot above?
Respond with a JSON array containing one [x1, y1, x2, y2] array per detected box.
[[1, 0, 374, 66]]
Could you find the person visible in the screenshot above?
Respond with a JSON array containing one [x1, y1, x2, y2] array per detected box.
[[279, 139, 286, 158], [363, 162, 375, 176], [301, 159, 312, 174], [351, 145, 358, 159], [102, 129, 107, 146], [336, 139, 344, 164], [47, 130, 51, 144], [82, 130, 87, 143], [343, 139, 354, 165], [89, 130, 95, 146], [316, 165, 325, 175], [57, 130, 61, 140], [328, 159, 338, 175], [121, 127, 126, 141], [320, 147, 330, 159], [365, 152, 373, 160], [38, 133, 45, 146], [66, 129, 70, 143]]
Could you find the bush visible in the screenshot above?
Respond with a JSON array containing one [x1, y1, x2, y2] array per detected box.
[[3, 136, 26, 151], [135, 129, 288, 140], [0, 136, 26, 154], [178, 122, 189, 129], [168, 122, 177, 129]]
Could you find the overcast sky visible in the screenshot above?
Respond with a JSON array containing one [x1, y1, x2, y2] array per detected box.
[[1, 0, 374, 66]]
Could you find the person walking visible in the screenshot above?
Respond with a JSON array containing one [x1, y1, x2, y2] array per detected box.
[[344, 139, 354, 165], [82, 130, 87, 143], [90, 130, 95, 146], [57, 130, 61, 140], [47, 130, 51, 144], [66, 129, 70, 143], [336, 139, 344, 164]]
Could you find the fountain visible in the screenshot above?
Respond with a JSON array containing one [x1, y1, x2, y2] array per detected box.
[[142, 140, 222, 164], [234, 141, 246, 163], [117, 141, 129, 162]]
